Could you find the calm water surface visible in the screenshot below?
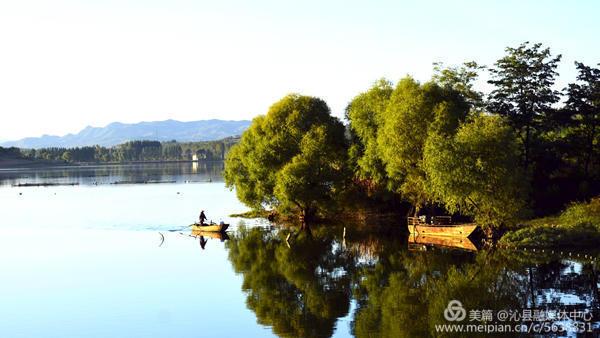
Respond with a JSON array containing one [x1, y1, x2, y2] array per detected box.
[[0, 163, 598, 337]]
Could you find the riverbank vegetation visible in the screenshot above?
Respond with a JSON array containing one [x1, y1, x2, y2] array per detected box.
[[225, 41, 600, 242], [501, 198, 600, 248]]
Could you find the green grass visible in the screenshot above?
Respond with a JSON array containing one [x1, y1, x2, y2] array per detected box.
[[558, 197, 600, 226], [500, 197, 600, 249]]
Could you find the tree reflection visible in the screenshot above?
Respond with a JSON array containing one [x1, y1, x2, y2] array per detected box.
[[352, 247, 599, 337], [351, 242, 489, 337], [226, 225, 600, 337], [226, 226, 354, 337]]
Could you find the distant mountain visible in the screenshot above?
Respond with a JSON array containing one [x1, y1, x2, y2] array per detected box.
[[2, 119, 251, 149]]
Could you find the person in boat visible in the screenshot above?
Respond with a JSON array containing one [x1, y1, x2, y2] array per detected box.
[[199, 210, 207, 225]]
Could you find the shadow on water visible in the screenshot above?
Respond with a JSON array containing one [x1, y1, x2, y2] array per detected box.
[[224, 221, 600, 337]]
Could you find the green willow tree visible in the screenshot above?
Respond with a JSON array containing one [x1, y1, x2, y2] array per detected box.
[[274, 126, 347, 220], [432, 61, 485, 109], [487, 42, 562, 169], [564, 61, 600, 179], [424, 115, 526, 227], [346, 79, 393, 193], [224, 94, 347, 223], [375, 77, 469, 213]]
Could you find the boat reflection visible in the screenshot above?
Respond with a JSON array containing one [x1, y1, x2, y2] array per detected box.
[[190, 228, 230, 250], [191, 228, 230, 241], [408, 233, 479, 252]]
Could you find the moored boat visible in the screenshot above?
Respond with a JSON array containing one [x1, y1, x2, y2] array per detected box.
[[407, 216, 478, 238], [190, 223, 229, 233]]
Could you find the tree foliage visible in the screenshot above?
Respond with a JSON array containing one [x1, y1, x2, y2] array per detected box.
[[346, 78, 393, 189], [224, 94, 347, 217], [424, 115, 526, 226], [274, 126, 346, 217], [375, 77, 469, 211], [564, 61, 600, 178], [432, 61, 485, 109], [487, 42, 562, 168]]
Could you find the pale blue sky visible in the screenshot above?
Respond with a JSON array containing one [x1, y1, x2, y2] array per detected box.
[[0, 0, 598, 139]]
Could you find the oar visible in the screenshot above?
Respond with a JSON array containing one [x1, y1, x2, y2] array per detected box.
[[158, 232, 165, 247]]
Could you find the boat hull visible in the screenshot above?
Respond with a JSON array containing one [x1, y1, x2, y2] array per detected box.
[[407, 224, 477, 237], [190, 223, 229, 233]]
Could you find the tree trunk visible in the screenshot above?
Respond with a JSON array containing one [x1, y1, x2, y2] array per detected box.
[[413, 206, 420, 218], [524, 124, 531, 170], [299, 207, 312, 233], [584, 125, 595, 178]]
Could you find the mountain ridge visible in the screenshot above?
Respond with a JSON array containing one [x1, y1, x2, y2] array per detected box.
[[2, 119, 251, 149]]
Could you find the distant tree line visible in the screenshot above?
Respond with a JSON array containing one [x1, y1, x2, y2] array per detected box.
[[0, 137, 239, 163], [225, 41, 600, 228], [0, 146, 22, 159]]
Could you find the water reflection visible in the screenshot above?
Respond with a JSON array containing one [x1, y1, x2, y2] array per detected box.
[[408, 233, 479, 252], [191, 229, 230, 251], [0, 162, 224, 187], [226, 225, 600, 337], [226, 226, 354, 337], [191, 229, 230, 241]]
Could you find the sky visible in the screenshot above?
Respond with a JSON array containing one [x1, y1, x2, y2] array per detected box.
[[0, 0, 599, 140]]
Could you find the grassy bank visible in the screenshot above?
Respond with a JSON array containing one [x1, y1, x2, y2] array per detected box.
[[500, 197, 600, 249]]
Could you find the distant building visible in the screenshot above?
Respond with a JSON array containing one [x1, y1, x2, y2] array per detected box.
[[192, 149, 209, 161]]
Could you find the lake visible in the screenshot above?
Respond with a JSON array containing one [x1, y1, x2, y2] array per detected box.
[[0, 163, 598, 337]]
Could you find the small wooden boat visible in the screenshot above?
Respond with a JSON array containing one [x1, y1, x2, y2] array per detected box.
[[408, 224, 478, 237], [408, 233, 478, 251], [407, 216, 478, 238], [190, 223, 229, 233]]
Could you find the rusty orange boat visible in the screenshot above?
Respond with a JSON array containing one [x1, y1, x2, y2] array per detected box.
[[190, 223, 229, 233], [407, 216, 478, 238]]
